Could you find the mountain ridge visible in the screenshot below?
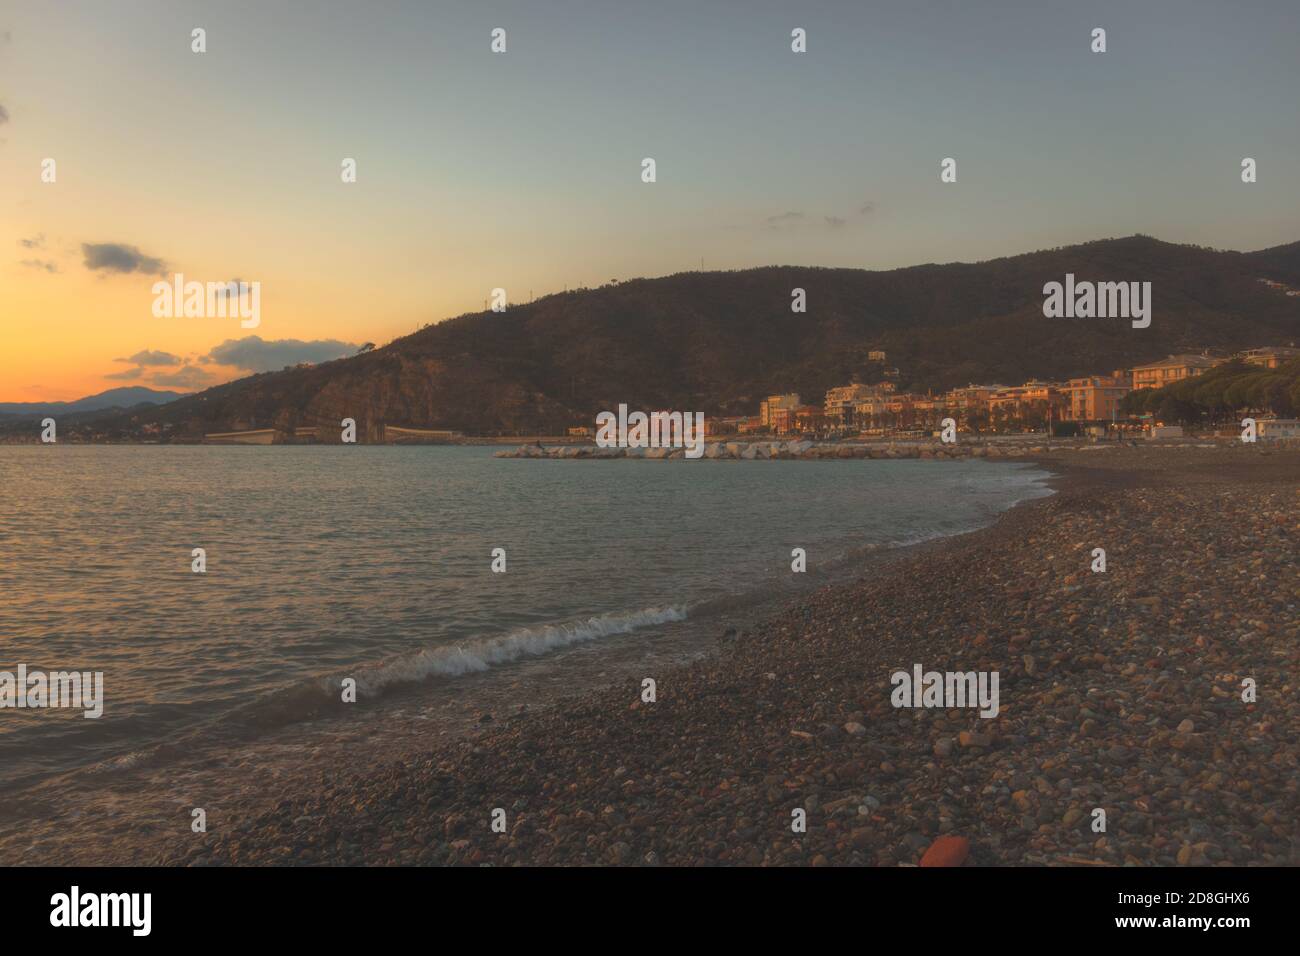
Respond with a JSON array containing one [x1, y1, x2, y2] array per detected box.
[[27, 235, 1300, 438], [0, 387, 189, 419]]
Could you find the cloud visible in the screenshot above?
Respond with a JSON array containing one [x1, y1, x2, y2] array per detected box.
[[18, 233, 43, 249], [760, 204, 873, 234], [149, 365, 218, 389], [81, 242, 166, 275], [117, 349, 182, 367], [764, 211, 804, 227], [20, 259, 58, 273], [0, 104, 8, 126], [203, 335, 359, 373], [108, 349, 184, 384]]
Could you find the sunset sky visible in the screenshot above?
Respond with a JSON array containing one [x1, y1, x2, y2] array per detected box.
[[3, 0, 1298, 402]]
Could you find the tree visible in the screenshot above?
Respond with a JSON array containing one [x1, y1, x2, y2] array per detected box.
[[1157, 395, 1199, 425], [1264, 378, 1295, 417]]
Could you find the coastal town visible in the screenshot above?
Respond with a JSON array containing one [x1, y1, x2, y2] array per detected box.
[[684, 345, 1300, 442], [5, 343, 1300, 446]]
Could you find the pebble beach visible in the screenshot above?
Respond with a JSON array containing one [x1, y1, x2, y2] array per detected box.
[[148, 442, 1297, 867]]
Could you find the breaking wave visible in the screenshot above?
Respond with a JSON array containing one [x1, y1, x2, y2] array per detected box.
[[350, 605, 688, 693]]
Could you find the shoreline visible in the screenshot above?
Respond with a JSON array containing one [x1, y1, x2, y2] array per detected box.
[[9, 445, 1296, 866], [164, 444, 1295, 866], [0, 459, 1053, 864]]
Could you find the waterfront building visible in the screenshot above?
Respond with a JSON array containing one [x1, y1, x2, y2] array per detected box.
[[1064, 371, 1131, 422], [759, 393, 801, 428], [1130, 354, 1221, 389]]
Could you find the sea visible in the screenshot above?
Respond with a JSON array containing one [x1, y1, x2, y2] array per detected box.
[[0, 445, 1052, 832]]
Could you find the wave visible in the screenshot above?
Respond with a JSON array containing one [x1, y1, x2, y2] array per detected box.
[[350, 605, 688, 693], [216, 605, 688, 730], [60, 605, 692, 782]]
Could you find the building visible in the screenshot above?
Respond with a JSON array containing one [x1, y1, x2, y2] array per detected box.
[[910, 397, 947, 428], [1130, 354, 1221, 389], [769, 405, 796, 434], [943, 385, 998, 413], [759, 393, 801, 428], [723, 415, 764, 435], [988, 381, 1064, 414], [1064, 371, 1131, 422], [710, 416, 751, 436], [794, 406, 828, 433], [824, 384, 879, 424], [1257, 418, 1300, 439], [1238, 346, 1300, 369], [853, 396, 889, 424], [883, 393, 926, 425], [766, 404, 827, 435], [868, 350, 887, 362]]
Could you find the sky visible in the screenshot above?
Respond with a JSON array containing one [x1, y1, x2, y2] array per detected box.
[[2, 0, 1298, 401]]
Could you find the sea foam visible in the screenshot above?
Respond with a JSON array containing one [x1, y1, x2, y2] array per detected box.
[[352, 605, 689, 693]]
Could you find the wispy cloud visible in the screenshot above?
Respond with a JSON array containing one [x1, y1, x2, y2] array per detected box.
[[20, 259, 58, 273], [764, 211, 805, 226], [81, 242, 167, 276], [759, 201, 876, 235]]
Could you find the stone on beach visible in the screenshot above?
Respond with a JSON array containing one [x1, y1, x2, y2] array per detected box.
[[919, 835, 971, 867]]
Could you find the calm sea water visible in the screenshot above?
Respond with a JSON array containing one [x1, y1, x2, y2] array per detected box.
[[0, 446, 1052, 787]]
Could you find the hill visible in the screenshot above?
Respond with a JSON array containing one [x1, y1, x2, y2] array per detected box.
[[0, 387, 189, 420], [41, 236, 1300, 439]]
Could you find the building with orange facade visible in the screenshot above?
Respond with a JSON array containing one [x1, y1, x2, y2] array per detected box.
[[824, 384, 878, 424], [759, 393, 801, 428], [1130, 354, 1221, 389], [1063, 371, 1131, 422]]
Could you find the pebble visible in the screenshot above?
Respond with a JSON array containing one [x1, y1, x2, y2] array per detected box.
[[117, 445, 1300, 868]]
